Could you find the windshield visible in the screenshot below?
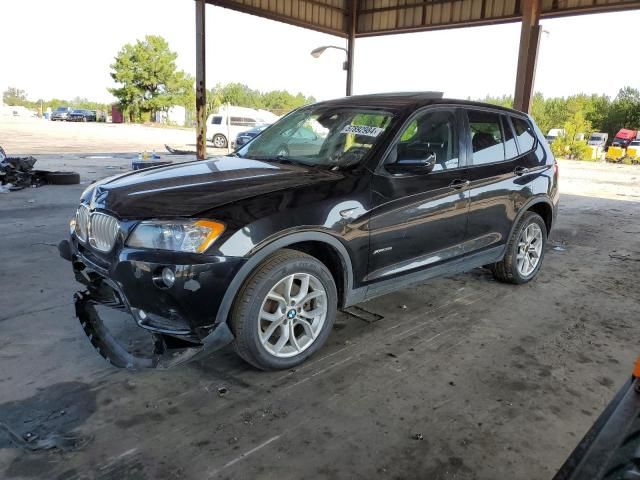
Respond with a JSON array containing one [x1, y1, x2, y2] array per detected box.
[[236, 106, 394, 168]]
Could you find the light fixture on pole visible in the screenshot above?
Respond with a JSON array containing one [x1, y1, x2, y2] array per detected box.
[[310, 45, 352, 96]]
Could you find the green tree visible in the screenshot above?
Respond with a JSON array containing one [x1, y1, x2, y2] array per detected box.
[[3, 87, 28, 106], [206, 82, 315, 117], [109, 35, 193, 122], [551, 111, 592, 160]]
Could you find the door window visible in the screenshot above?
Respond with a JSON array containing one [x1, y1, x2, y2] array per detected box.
[[390, 109, 459, 171], [468, 110, 506, 165], [211, 116, 222, 125], [511, 117, 536, 153]]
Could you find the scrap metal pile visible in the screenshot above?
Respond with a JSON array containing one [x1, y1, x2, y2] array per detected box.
[[0, 146, 79, 192]]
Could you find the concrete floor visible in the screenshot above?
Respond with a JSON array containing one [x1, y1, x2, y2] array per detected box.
[[1, 144, 639, 479]]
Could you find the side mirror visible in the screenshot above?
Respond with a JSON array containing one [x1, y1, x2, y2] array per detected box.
[[387, 150, 437, 175]]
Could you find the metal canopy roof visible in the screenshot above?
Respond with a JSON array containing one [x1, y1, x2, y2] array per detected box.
[[207, 0, 640, 37]]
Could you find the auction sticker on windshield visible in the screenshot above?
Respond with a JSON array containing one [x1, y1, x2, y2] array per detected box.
[[340, 125, 385, 137]]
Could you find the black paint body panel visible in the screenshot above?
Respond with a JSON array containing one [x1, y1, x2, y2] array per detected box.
[[64, 93, 559, 352]]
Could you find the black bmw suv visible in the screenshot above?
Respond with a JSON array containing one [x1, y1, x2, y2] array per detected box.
[[59, 92, 559, 370]]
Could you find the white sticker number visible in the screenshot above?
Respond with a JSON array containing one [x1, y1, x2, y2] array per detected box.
[[340, 125, 385, 137]]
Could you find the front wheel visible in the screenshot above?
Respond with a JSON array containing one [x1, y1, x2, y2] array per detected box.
[[230, 249, 337, 370], [491, 211, 547, 284]]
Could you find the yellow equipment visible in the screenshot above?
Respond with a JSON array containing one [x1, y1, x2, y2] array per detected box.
[[627, 145, 639, 161], [606, 146, 625, 162]]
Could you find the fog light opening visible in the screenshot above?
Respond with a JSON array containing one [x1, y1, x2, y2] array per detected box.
[[161, 267, 175, 288]]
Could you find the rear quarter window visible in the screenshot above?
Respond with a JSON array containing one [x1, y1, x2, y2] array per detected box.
[[512, 117, 536, 153]]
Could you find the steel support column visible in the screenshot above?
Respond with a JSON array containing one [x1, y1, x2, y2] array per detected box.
[[345, 0, 357, 96], [513, 0, 541, 113], [195, 0, 207, 160]]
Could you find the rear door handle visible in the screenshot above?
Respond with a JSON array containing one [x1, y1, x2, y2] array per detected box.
[[514, 166, 530, 176], [449, 179, 470, 190]]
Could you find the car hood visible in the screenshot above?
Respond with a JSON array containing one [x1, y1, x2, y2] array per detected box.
[[86, 156, 340, 218]]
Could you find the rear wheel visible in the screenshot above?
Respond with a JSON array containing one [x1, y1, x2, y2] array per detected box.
[[230, 249, 337, 370], [491, 211, 547, 284], [212, 134, 227, 149]]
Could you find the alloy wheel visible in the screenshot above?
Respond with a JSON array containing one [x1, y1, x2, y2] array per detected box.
[[213, 135, 226, 148], [258, 273, 327, 358], [516, 223, 543, 277]]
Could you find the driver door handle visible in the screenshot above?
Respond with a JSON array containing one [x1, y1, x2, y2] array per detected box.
[[449, 179, 470, 190], [514, 166, 530, 176]]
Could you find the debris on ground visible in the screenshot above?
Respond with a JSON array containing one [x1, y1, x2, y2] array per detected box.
[[413, 433, 424, 440], [132, 159, 172, 170], [165, 144, 196, 155], [609, 252, 640, 262], [217, 387, 228, 397], [0, 420, 91, 452], [0, 145, 79, 191]]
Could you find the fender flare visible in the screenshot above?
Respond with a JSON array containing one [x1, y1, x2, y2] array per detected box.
[[507, 196, 554, 243], [213, 231, 355, 326]]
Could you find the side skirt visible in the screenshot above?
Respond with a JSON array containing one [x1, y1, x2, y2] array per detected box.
[[345, 246, 505, 306]]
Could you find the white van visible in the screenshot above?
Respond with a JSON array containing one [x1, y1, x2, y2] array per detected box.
[[207, 106, 278, 148]]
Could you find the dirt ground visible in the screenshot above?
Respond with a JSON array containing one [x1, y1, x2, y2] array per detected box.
[[1, 117, 639, 479], [0, 116, 225, 155]]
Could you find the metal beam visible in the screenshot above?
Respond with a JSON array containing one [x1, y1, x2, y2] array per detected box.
[[206, 0, 349, 38], [195, 0, 207, 160], [513, 0, 541, 113], [346, 0, 357, 96]]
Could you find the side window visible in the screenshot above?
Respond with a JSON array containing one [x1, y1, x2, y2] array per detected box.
[[502, 116, 518, 159], [391, 109, 459, 171], [468, 110, 506, 165], [211, 116, 222, 125], [230, 116, 243, 126], [512, 117, 536, 153]]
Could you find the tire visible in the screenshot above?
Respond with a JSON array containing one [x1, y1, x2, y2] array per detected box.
[[46, 171, 80, 185], [230, 249, 337, 370], [490, 211, 547, 284], [212, 134, 227, 149]]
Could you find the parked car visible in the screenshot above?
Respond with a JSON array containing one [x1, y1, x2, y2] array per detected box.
[[553, 356, 640, 480], [59, 93, 559, 371], [545, 128, 565, 143], [51, 106, 73, 121], [587, 132, 608, 148], [274, 125, 326, 157], [207, 107, 278, 148], [69, 109, 97, 122], [235, 124, 269, 149], [611, 128, 638, 148]]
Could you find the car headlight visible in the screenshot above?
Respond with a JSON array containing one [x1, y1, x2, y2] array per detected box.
[[126, 220, 225, 253]]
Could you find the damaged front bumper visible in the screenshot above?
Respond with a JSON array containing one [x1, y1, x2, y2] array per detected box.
[[59, 238, 245, 369]]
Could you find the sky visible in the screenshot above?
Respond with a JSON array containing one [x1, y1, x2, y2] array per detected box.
[[1, 0, 638, 104]]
